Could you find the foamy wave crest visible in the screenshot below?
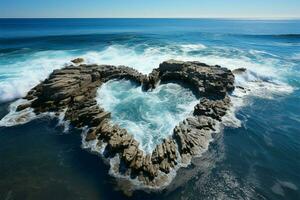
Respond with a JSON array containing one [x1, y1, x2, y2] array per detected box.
[[81, 44, 208, 74], [56, 108, 71, 133], [179, 44, 207, 51], [224, 69, 294, 128], [0, 99, 36, 127], [0, 51, 76, 102], [81, 127, 106, 153], [290, 52, 300, 61], [0, 99, 72, 130], [80, 44, 295, 79]]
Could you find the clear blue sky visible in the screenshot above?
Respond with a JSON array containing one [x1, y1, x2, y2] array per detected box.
[[0, 0, 299, 18]]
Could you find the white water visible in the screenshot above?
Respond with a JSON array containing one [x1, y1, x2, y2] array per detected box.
[[0, 51, 75, 102], [96, 80, 198, 153], [0, 99, 36, 127], [0, 43, 294, 130]]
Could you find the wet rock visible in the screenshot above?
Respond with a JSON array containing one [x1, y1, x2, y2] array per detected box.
[[154, 60, 235, 97], [91, 112, 111, 126], [16, 59, 235, 188], [71, 58, 84, 64], [73, 95, 85, 103], [193, 96, 231, 120], [85, 129, 97, 141], [123, 145, 138, 163], [16, 102, 31, 111], [130, 150, 144, 170]]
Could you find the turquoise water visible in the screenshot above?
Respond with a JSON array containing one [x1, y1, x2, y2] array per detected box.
[[0, 19, 300, 199], [97, 80, 198, 153]]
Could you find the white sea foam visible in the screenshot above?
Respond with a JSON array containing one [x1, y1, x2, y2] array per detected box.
[[81, 127, 107, 154], [0, 43, 295, 104], [0, 43, 295, 145], [0, 50, 77, 102], [249, 49, 280, 58], [81, 127, 177, 190], [271, 180, 298, 197], [109, 155, 179, 190], [290, 52, 300, 61], [179, 44, 207, 51], [96, 80, 199, 153], [0, 99, 71, 129], [226, 68, 294, 126], [0, 99, 36, 127], [56, 108, 70, 133]]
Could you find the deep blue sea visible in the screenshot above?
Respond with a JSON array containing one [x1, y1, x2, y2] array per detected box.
[[0, 19, 300, 200]]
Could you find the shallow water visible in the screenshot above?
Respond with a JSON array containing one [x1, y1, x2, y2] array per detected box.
[[0, 19, 300, 199]]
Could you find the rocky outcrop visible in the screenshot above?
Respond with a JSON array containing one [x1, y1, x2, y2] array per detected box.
[[71, 58, 85, 64], [145, 60, 234, 97], [16, 59, 235, 187]]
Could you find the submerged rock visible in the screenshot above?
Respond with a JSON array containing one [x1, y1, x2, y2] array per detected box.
[[16, 102, 31, 111], [17, 60, 235, 188]]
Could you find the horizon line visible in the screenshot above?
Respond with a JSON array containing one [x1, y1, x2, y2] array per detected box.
[[1, 17, 300, 20]]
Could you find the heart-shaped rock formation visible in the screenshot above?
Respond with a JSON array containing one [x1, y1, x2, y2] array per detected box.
[[16, 60, 235, 188]]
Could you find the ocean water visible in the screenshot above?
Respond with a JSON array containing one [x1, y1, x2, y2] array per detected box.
[[0, 18, 300, 199]]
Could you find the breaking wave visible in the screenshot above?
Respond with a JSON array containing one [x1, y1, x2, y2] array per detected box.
[[0, 99, 36, 127], [0, 50, 75, 102]]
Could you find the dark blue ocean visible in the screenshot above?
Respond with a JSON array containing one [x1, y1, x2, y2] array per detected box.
[[0, 19, 300, 199]]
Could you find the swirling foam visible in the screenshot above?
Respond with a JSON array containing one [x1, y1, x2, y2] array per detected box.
[[96, 80, 198, 153], [0, 50, 76, 102], [0, 99, 36, 127]]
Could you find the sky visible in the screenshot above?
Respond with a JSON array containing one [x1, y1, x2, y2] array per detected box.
[[0, 0, 299, 18]]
